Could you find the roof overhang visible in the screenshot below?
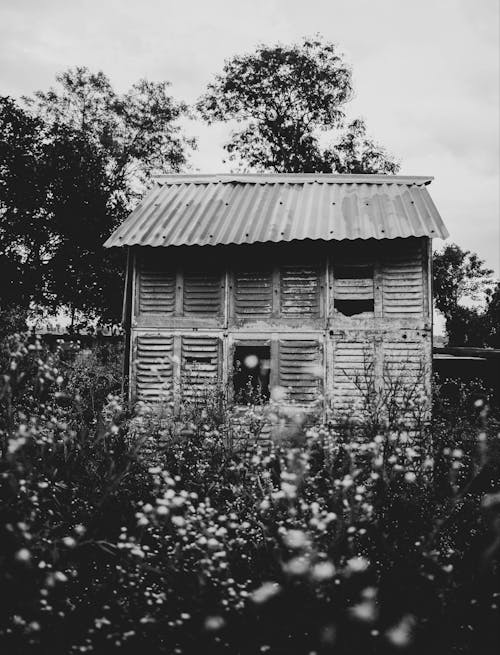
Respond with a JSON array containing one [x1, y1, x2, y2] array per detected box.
[[104, 173, 449, 248]]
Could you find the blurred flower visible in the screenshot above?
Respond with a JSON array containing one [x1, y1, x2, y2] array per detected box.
[[385, 614, 416, 647], [250, 582, 281, 604]]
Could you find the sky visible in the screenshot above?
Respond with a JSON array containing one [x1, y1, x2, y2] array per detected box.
[[1, 0, 499, 275]]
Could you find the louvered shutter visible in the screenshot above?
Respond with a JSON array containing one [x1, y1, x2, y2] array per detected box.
[[332, 339, 375, 414], [383, 339, 424, 386], [181, 336, 220, 400], [183, 271, 222, 316], [382, 242, 424, 318], [333, 266, 374, 301], [280, 265, 320, 316], [138, 256, 176, 315], [135, 335, 174, 403], [278, 339, 322, 404], [234, 270, 273, 317]]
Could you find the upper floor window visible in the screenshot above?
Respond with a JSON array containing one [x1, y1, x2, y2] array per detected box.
[[333, 265, 374, 317]]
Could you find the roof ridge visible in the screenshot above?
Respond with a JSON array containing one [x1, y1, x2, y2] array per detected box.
[[152, 173, 434, 186]]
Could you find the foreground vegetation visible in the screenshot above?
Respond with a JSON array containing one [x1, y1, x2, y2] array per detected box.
[[1, 335, 499, 654]]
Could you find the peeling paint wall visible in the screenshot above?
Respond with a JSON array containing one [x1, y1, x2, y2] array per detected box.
[[128, 237, 432, 419]]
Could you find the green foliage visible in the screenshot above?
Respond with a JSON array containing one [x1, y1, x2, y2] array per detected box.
[[433, 243, 497, 347], [1, 335, 500, 653], [0, 68, 194, 323], [197, 36, 399, 174]]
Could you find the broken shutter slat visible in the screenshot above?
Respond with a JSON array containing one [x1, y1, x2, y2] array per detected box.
[[234, 270, 273, 317], [383, 242, 423, 318], [280, 265, 320, 316], [278, 339, 322, 404], [183, 272, 223, 316], [181, 335, 220, 400], [135, 334, 174, 403], [139, 255, 176, 315]]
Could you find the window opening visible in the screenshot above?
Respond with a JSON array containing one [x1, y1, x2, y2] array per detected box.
[[233, 346, 271, 404], [333, 265, 374, 317]]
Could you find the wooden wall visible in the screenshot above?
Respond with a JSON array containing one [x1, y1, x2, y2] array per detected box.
[[127, 237, 432, 418]]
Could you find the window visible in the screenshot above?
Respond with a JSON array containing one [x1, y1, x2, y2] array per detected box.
[[233, 345, 271, 404], [333, 265, 374, 317]]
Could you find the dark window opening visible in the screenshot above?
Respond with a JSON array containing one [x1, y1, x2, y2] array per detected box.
[[233, 346, 270, 404], [335, 299, 374, 316]]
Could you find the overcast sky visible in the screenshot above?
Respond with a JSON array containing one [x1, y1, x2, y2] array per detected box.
[[1, 0, 498, 274]]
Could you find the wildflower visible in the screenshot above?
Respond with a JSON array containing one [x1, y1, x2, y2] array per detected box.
[[404, 472, 416, 483], [385, 614, 416, 647], [62, 537, 76, 548], [283, 529, 309, 549], [250, 582, 281, 604], [283, 556, 310, 576], [311, 561, 336, 581], [15, 548, 31, 563], [204, 615, 225, 631], [346, 556, 370, 573]]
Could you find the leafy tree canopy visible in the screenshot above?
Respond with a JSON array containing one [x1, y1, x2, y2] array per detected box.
[[197, 36, 399, 173], [0, 68, 194, 324], [433, 243, 497, 347]]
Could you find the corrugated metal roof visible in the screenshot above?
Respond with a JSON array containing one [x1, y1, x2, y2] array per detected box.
[[104, 174, 448, 248]]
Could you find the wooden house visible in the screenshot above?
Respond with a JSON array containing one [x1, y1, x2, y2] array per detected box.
[[104, 174, 448, 418]]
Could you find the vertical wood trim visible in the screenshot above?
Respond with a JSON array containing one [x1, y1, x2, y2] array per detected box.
[[322, 255, 328, 320], [227, 269, 235, 322], [173, 334, 182, 412], [130, 330, 138, 403], [133, 249, 139, 323], [327, 251, 334, 320], [227, 336, 235, 404], [121, 248, 133, 397], [223, 270, 230, 327], [421, 238, 429, 323], [374, 335, 384, 396], [374, 257, 383, 319], [270, 335, 279, 390], [175, 269, 183, 316], [221, 333, 229, 400], [272, 266, 280, 317]]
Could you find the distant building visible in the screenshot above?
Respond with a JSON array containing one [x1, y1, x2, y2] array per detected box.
[[104, 174, 448, 418]]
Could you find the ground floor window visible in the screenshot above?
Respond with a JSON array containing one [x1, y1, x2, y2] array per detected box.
[[233, 345, 271, 404]]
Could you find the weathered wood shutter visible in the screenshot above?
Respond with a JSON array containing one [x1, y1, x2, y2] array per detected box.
[[138, 255, 176, 315], [382, 339, 424, 389], [234, 269, 273, 317], [332, 339, 375, 414], [183, 271, 222, 316], [280, 265, 320, 316], [382, 338, 428, 420], [278, 339, 322, 404], [382, 241, 424, 318], [333, 266, 374, 300], [135, 334, 174, 403], [181, 336, 220, 400]]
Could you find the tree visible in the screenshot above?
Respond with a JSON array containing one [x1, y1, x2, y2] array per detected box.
[[0, 68, 194, 325], [433, 243, 495, 346], [197, 36, 398, 174]]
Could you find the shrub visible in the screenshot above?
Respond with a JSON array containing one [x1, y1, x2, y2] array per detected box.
[[1, 334, 499, 654]]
